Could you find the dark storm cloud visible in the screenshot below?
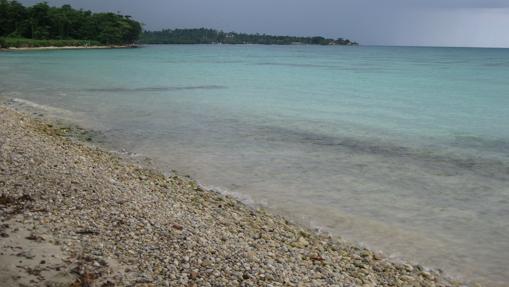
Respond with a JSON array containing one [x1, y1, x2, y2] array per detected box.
[[19, 0, 509, 47], [418, 0, 509, 9]]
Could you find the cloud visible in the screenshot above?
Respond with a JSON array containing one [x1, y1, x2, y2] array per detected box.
[[407, 0, 509, 9]]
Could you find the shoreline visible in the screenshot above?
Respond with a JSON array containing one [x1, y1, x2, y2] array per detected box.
[[0, 45, 140, 51], [0, 104, 469, 286]]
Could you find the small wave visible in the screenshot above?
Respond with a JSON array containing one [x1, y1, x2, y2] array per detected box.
[[255, 62, 339, 69], [199, 184, 259, 207], [483, 62, 509, 67], [6, 98, 74, 116], [254, 62, 385, 72], [86, 85, 227, 93]]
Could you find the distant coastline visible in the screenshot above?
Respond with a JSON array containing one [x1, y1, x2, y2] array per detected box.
[[0, 2, 356, 50], [140, 28, 358, 46]]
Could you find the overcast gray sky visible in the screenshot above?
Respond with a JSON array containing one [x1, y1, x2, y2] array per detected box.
[[20, 0, 509, 47]]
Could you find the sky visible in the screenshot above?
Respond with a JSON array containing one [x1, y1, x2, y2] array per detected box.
[[20, 0, 509, 47]]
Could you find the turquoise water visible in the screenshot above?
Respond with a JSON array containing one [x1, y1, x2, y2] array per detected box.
[[1, 45, 509, 285]]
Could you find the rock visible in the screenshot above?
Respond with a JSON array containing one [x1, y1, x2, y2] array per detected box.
[[372, 251, 384, 260], [189, 271, 199, 280], [310, 255, 325, 262], [25, 233, 44, 242], [171, 224, 183, 231], [291, 237, 309, 248], [420, 271, 433, 280], [403, 264, 414, 272]]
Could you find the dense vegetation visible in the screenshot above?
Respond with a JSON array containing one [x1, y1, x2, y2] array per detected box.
[[141, 28, 358, 46], [0, 1, 355, 48], [0, 0, 142, 47]]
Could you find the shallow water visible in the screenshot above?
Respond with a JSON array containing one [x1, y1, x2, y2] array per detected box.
[[1, 45, 509, 285]]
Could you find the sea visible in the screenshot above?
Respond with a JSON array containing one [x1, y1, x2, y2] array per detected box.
[[1, 45, 508, 286]]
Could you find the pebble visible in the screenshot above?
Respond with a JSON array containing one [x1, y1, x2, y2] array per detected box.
[[0, 106, 465, 287]]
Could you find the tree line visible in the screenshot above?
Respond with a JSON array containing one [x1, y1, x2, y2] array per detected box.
[[0, 0, 142, 46], [141, 28, 358, 46], [0, 1, 356, 48]]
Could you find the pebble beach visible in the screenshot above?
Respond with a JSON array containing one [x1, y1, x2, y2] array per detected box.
[[0, 104, 468, 286]]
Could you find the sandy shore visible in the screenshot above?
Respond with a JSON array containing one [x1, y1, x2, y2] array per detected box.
[[0, 45, 138, 51], [0, 105, 467, 286]]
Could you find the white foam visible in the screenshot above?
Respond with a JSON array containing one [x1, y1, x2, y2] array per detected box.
[[9, 98, 73, 116]]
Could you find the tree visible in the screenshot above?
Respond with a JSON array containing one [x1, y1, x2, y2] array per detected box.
[[0, 1, 142, 45]]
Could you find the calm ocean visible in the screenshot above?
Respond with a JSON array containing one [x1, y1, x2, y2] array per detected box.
[[1, 45, 508, 285]]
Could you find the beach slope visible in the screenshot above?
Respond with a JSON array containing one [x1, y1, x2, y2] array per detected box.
[[0, 105, 463, 286]]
